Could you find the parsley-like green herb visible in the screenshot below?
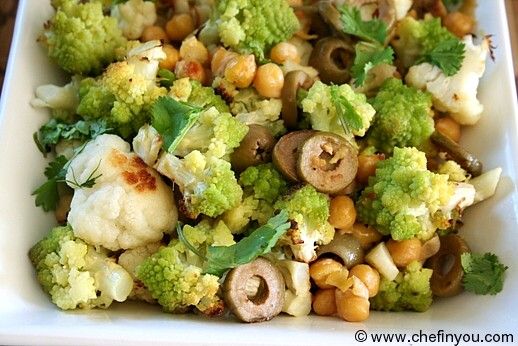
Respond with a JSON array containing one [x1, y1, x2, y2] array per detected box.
[[461, 252, 508, 295], [339, 5, 388, 45], [330, 85, 363, 133], [32, 155, 67, 212], [65, 160, 103, 189], [151, 96, 202, 153], [420, 39, 465, 76], [442, 0, 462, 10], [157, 69, 176, 88], [178, 210, 290, 276], [351, 42, 394, 87], [34, 119, 110, 155]]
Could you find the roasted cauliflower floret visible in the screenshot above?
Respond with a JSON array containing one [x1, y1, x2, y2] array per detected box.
[[66, 134, 178, 251]]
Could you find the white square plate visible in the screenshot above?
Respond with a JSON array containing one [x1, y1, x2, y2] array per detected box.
[[1, 0, 517, 345]]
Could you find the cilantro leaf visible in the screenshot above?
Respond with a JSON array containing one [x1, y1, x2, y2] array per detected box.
[[339, 5, 388, 44], [178, 210, 290, 276], [443, 0, 462, 10], [421, 39, 465, 76], [34, 119, 111, 155], [151, 96, 202, 153], [157, 69, 176, 88], [461, 252, 508, 295], [330, 86, 363, 132], [32, 155, 68, 212], [351, 42, 394, 87]]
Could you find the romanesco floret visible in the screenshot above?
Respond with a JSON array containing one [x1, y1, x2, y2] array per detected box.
[[392, 15, 457, 68], [438, 160, 469, 182], [41, 0, 127, 75], [222, 163, 288, 233], [203, 0, 300, 60], [371, 261, 433, 312], [174, 107, 249, 159], [274, 185, 334, 263], [156, 151, 243, 218], [135, 243, 221, 314], [356, 147, 455, 241], [77, 41, 167, 138], [366, 78, 434, 154], [136, 220, 234, 314], [301, 81, 375, 138], [230, 88, 286, 137], [189, 81, 230, 113], [28, 225, 133, 310]]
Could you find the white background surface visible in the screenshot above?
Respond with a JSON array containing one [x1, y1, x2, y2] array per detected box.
[[0, 0, 517, 345]]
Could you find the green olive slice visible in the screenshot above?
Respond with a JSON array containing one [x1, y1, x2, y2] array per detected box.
[[272, 130, 315, 182], [231, 125, 276, 172], [281, 71, 312, 130], [308, 37, 354, 84], [431, 131, 483, 177], [223, 258, 285, 323], [427, 235, 470, 298], [297, 132, 358, 194]]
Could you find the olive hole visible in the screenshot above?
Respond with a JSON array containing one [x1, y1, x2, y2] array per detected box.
[[245, 275, 269, 305], [318, 149, 341, 171], [330, 48, 351, 70], [437, 254, 456, 276]]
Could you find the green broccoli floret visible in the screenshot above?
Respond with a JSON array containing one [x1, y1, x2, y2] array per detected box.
[[366, 78, 434, 154], [222, 163, 288, 233], [28, 225, 133, 310], [156, 151, 243, 218], [136, 220, 234, 314], [41, 0, 126, 75], [356, 147, 455, 241], [274, 185, 334, 263], [392, 15, 459, 69], [231, 88, 286, 137], [301, 81, 375, 139], [174, 107, 249, 159], [371, 261, 433, 312], [77, 41, 167, 138], [202, 0, 300, 60]]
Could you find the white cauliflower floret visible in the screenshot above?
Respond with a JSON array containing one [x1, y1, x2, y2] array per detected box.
[[405, 36, 490, 125], [118, 242, 162, 303], [127, 40, 166, 80], [30, 76, 81, 119], [133, 124, 162, 166], [111, 0, 157, 40], [66, 134, 178, 251], [276, 260, 312, 317]]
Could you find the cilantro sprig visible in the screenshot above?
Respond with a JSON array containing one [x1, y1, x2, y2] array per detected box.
[[461, 252, 508, 295], [151, 96, 202, 153], [420, 39, 466, 76], [339, 5, 388, 45], [330, 85, 363, 133], [178, 210, 290, 276], [351, 42, 394, 87]]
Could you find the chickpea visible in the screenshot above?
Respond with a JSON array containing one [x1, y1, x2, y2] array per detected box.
[[356, 154, 383, 184], [179, 37, 209, 65], [386, 238, 422, 268], [159, 44, 180, 70], [309, 258, 343, 289], [253, 63, 284, 98], [270, 42, 300, 65], [335, 289, 370, 322], [312, 289, 337, 316], [166, 13, 195, 41], [211, 47, 237, 76], [444, 12, 475, 38], [350, 223, 382, 249], [435, 116, 461, 142], [349, 264, 380, 298], [329, 195, 356, 230], [224, 54, 257, 88], [175, 59, 207, 84], [141, 25, 169, 42]]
